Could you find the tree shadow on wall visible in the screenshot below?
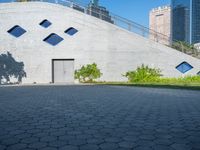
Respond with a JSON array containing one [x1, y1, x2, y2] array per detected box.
[[0, 52, 26, 85]]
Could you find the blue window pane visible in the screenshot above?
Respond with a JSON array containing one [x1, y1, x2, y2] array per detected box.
[[7, 25, 26, 38], [65, 27, 78, 36], [176, 61, 193, 73], [39, 19, 52, 28], [43, 33, 64, 46]]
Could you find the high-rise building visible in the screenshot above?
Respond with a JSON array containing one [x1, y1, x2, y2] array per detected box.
[[172, 0, 190, 43], [87, 0, 113, 23], [172, 0, 200, 44], [192, 0, 200, 44], [149, 6, 171, 45]]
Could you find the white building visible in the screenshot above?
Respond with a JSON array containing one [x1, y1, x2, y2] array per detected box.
[[0, 2, 200, 84]]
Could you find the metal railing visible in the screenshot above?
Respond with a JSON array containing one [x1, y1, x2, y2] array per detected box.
[[2, 0, 200, 58]]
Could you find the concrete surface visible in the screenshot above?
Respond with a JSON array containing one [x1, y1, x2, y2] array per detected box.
[[0, 85, 200, 150], [0, 2, 200, 84]]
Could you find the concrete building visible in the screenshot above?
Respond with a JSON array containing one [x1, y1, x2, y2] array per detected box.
[[172, 0, 200, 44], [0, 2, 200, 84], [149, 6, 171, 45]]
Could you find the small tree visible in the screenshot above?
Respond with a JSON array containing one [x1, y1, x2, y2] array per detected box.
[[124, 64, 162, 83], [75, 63, 102, 82]]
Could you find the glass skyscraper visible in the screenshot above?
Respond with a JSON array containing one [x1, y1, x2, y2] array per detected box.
[[172, 0, 200, 44], [192, 0, 200, 43]]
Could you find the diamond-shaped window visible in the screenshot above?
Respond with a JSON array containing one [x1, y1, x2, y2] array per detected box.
[[65, 27, 78, 36], [176, 61, 193, 73], [7, 25, 26, 38], [39, 19, 52, 28], [43, 33, 64, 46]]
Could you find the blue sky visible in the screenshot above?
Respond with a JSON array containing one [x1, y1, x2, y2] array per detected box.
[[98, 0, 170, 27], [1, 0, 171, 27]]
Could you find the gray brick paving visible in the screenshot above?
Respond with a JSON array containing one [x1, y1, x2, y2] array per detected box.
[[0, 85, 200, 150]]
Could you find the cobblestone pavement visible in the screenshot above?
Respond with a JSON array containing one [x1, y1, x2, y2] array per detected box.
[[0, 85, 200, 150]]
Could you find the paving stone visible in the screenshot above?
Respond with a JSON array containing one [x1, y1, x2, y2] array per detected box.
[[99, 143, 119, 150], [59, 135, 75, 141], [40, 147, 57, 150], [76, 134, 93, 139], [6, 143, 27, 150], [118, 141, 135, 148], [79, 144, 99, 150], [188, 142, 200, 149], [50, 130, 66, 136], [40, 136, 57, 142], [105, 137, 121, 143], [28, 142, 47, 149], [59, 145, 79, 150], [171, 143, 192, 150], [154, 139, 173, 146], [155, 134, 172, 139], [0, 145, 6, 150], [87, 138, 104, 144], [67, 138, 87, 146], [139, 135, 155, 140], [21, 137, 39, 144], [136, 140, 155, 147], [134, 146, 153, 150], [14, 133, 32, 139], [48, 140, 67, 148], [1, 137, 20, 145], [116, 148, 132, 150], [152, 145, 173, 150], [170, 137, 190, 144]]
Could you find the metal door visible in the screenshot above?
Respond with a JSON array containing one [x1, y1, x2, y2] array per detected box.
[[52, 59, 74, 83]]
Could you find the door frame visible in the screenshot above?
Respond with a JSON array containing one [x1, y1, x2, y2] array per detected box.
[[52, 59, 75, 83]]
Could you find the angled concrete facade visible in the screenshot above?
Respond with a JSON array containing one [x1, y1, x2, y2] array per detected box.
[[0, 2, 200, 84]]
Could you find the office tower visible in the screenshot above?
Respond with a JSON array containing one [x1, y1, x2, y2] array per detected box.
[[87, 0, 113, 23], [172, 0, 200, 44]]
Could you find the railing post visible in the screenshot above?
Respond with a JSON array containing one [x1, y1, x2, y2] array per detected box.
[[155, 33, 158, 42], [128, 23, 131, 31], [142, 28, 145, 37]]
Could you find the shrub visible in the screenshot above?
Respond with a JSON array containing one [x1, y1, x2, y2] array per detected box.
[[75, 63, 102, 82], [172, 41, 198, 55], [124, 64, 162, 83]]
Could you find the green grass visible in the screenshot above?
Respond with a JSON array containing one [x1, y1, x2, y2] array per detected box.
[[94, 76, 200, 90]]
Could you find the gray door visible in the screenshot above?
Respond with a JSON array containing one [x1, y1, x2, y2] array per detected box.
[[53, 59, 74, 83]]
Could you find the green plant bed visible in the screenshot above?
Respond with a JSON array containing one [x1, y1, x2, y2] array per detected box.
[[78, 64, 200, 90], [94, 81, 200, 90]]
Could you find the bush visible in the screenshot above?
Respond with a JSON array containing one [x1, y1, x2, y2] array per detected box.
[[75, 63, 102, 82], [172, 41, 198, 55], [124, 64, 162, 83], [156, 76, 200, 85]]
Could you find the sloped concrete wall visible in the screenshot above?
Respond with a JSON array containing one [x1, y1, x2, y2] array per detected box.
[[0, 2, 200, 83]]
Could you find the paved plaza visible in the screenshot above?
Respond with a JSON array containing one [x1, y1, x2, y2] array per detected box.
[[0, 85, 200, 150]]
